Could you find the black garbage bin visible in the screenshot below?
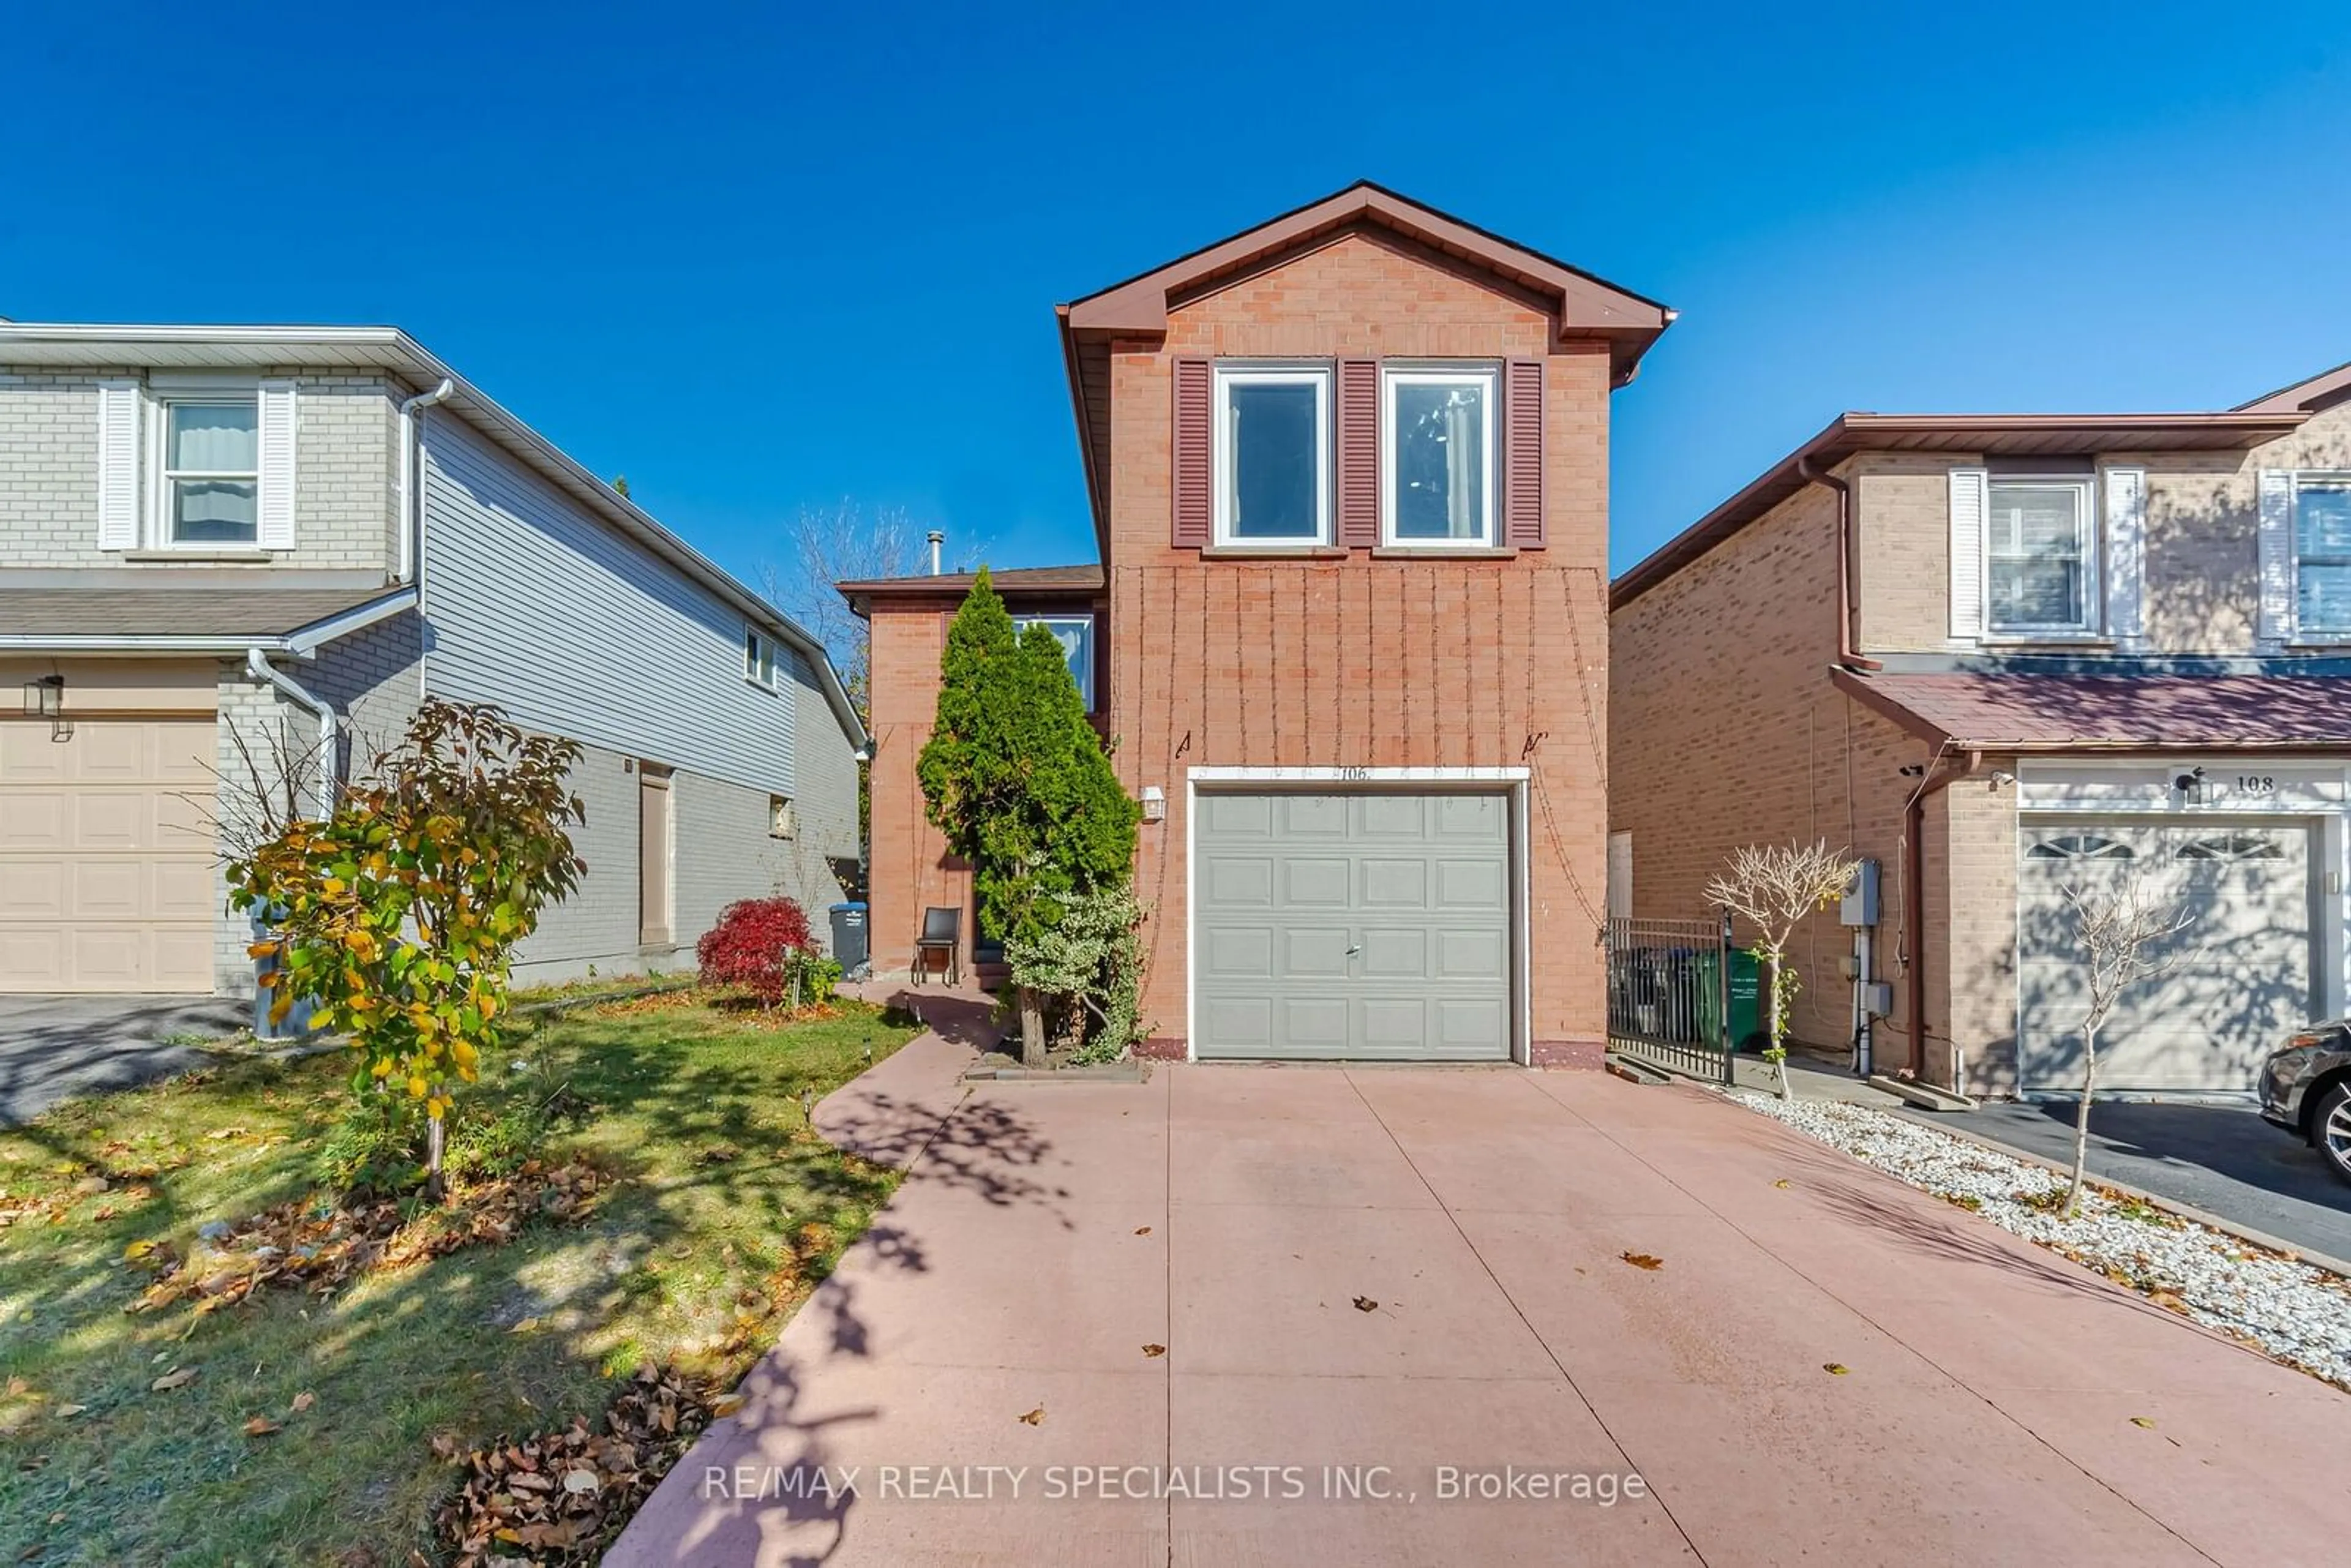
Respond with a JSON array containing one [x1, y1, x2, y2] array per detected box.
[[828, 902, 869, 977]]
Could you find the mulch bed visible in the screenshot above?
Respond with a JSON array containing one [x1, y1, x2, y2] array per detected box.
[[124, 1160, 614, 1317]]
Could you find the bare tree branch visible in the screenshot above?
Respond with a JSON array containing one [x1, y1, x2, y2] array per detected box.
[[1708, 841, 1862, 1100], [2056, 872, 2196, 1215]]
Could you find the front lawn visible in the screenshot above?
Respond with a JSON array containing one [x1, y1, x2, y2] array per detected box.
[[0, 994, 920, 1564]]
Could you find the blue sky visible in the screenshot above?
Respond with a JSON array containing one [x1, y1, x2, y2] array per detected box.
[[6, 2, 2347, 586]]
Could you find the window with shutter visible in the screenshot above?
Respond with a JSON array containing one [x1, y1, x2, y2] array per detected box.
[[255, 379, 298, 550], [1502, 359, 1544, 549], [1337, 359, 1378, 547], [1948, 467, 1987, 640], [95, 380, 141, 550], [1171, 359, 1212, 549]]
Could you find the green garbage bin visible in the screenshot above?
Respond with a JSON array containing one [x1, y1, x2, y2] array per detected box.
[[1694, 948, 1766, 1054]]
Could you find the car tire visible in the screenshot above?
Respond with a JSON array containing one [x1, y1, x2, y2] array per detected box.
[[2314, 1081, 2351, 1187]]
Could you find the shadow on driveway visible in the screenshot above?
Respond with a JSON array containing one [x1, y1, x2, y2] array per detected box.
[[0, 994, 249, 1126], [1907, 1098, 2351, 1262]]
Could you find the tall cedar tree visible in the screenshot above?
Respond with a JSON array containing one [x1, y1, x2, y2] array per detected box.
[[917, 569, 1138, 1063]]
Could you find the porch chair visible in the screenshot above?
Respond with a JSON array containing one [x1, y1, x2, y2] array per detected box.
[[914, 906, 962, 986]]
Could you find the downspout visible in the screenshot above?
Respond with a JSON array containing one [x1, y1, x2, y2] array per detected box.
[[1902, 746, 1980, 1084], [396, 378, 456, 584], [1796, 455, 1880, 672], [245, 647, 338, 814]]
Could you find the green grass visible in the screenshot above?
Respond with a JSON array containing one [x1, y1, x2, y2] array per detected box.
[[0, 997, 920, 1564]]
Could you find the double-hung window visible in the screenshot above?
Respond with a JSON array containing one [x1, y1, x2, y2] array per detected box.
[[1382, 364, 1496, 547], [1014, 614, 1095, 710], [1985, 478, 2097, 636], [157, 394, 261, 546], [2294, 479, 2351, 638], [1213, 364, 1330, 546]]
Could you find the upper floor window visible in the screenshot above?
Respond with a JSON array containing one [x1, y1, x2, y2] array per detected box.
[[1985, 478, 2096, 635], [157, 394, 260, 546], [744, 629, 778, 689], [2294, 479, 2351, 637], [1214, 364, 1330, 546], [1382, 366, 1496, 547], [1015, 614, 1095, 711]]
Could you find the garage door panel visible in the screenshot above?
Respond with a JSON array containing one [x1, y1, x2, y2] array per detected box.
[[1195, 789, 1513, 1061], [2018, 817, 2311, 1094], [2, 717, 219, 994]]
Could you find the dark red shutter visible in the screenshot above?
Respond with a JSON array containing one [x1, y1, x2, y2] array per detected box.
[[1171, 358, 1212, 549], [1504, 358, 1545, 549], [1337, 358, 1379, 548]]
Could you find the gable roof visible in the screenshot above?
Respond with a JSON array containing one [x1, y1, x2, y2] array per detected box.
[[2238, 356, 2351, 415], [1057, 182, 1675, 557], [1610, 410, 2309, 613], [0, 322, 867, 749]]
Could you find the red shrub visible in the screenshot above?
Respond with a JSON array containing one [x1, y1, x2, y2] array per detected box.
[[696, 897, 815, 1004]]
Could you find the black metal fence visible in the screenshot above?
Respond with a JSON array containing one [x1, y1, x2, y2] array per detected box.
[[1603, 914, 1734, 1084]]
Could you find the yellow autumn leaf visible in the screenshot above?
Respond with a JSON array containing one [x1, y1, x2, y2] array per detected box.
[[407, 1076, 427, 1098]]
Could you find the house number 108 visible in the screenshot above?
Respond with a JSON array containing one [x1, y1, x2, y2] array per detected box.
[[2235, 775, 2278, 795]]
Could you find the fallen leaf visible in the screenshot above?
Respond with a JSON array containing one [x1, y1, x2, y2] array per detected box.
[[1142, 1344, 1166, 1358], [1352, 1296, 1378, 1312], [290, 1391, 315, 1414], [1772, 1179, 1791, 1189], [1621, 1252, 1664, 1271], [18, 1545, 44, 1561], [149, 1367, 198, 1392], [429, 1432, 460, 1460], [206, 1127, 247, 1141], [4, 1378, 26, 1397], [561, 1468, 599, 1495], [2129, 1416, 2156, 1429], [1017, 1406, 1045, 1426], [242, 1416, 280, 1437], [709, 1394, 747, 1419], [1823, 1363, 1850, 1376], [55, 1405, 88, 1418], [1134, 1226, 1152, 1236]]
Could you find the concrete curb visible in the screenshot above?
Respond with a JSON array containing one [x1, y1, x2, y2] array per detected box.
[[1896, 1109, 2351, 1281], [962, 1059, 1153, 1084]]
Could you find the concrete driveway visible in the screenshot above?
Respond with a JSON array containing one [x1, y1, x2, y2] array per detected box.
[[613, 1031, 2351, 1566], [0, 994, 246, 1125]]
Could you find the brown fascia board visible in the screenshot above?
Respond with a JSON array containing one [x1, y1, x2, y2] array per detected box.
[[1061, 181, 1671, 349], [2237, 356, 2351, 415], [1610, 410, 2310, 613], [1056, 302, 1107, 552]]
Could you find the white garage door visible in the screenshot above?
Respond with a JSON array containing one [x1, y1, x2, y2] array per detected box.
[[1193, 790, 1514, 1060], [0, 719, 220, 993], [2017, 819, 2314, 1094]]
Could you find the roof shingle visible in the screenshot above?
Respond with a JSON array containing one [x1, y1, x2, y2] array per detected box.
[[1834, 670, 2351, 751]]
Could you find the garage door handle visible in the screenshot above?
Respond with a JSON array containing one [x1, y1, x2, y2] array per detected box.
[[1346, 945, 1362, 956]]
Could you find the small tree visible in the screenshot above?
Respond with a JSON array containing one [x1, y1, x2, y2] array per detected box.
[[1003, 876, 1148, 1063], [228, 700, 587, 1199], [917, 570, 1138, 1066], [697, 896, 817, 1005], [2055, 874, 2194, 1217], [1707, 841, 1862, 1100]]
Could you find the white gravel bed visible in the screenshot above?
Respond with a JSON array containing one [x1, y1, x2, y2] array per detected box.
[[1728, 1088, 2351, 1391]]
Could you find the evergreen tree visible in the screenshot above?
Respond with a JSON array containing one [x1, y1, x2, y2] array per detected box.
[[917, 569, 1138, 1063]]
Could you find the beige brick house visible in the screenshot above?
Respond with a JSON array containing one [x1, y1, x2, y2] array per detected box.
[[853, 183, 1672, 1063], [1610, 360, 2351, 1098]]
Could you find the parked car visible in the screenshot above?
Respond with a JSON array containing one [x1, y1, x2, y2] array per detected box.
[[2258, 1025, 2351, 1185]]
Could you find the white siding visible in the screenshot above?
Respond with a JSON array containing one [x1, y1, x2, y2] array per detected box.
[[419, 416, 800, 795]]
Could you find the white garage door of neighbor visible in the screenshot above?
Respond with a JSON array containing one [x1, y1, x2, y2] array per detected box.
[[1193, 790, 1513, 1061], [2017, 818, 2314, 1094], [0, 719, 219, 993]]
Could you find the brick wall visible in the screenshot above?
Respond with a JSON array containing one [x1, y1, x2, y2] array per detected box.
[[1852, 457, 1964, 654], [865, 600, 969, 980], [1102, 229, 1616, 1055], [0, 368, 396, 572], [1610, 480, 2027, 1084]]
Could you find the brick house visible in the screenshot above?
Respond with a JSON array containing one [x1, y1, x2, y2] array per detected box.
[[0, 323, 863, 999], [851, 183, 1672, 1063], [1610, 360, 2351, 1098]]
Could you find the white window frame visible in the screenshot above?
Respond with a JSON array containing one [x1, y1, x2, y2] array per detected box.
[[1982, 475, 2101, 639], [2291, 474, 2351, 642], [1014, 613, 1096, 711], [146, 383, 262, 550], [1212, 362, 1332, 548], [744, 628, 778, 690], [1379, 362, 1498, 549]]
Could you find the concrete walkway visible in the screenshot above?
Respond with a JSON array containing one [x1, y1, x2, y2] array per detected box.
[[611, 1026, 2351, 1566]]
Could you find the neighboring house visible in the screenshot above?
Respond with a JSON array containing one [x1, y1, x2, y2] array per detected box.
[[1610, 362, 2351, 1099], [852, 183, 1672, 1063], [0, 323, 864, 999]]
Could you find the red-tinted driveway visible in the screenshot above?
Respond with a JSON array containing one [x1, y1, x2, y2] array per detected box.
[[611, 1030, 2351, 1566]]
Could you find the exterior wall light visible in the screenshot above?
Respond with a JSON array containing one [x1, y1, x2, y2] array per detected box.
[[21, 674, 70, 741], [1140, 785, 1166, 823]]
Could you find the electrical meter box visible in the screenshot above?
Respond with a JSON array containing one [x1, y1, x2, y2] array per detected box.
[[1840, 858, 1880, 928]]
